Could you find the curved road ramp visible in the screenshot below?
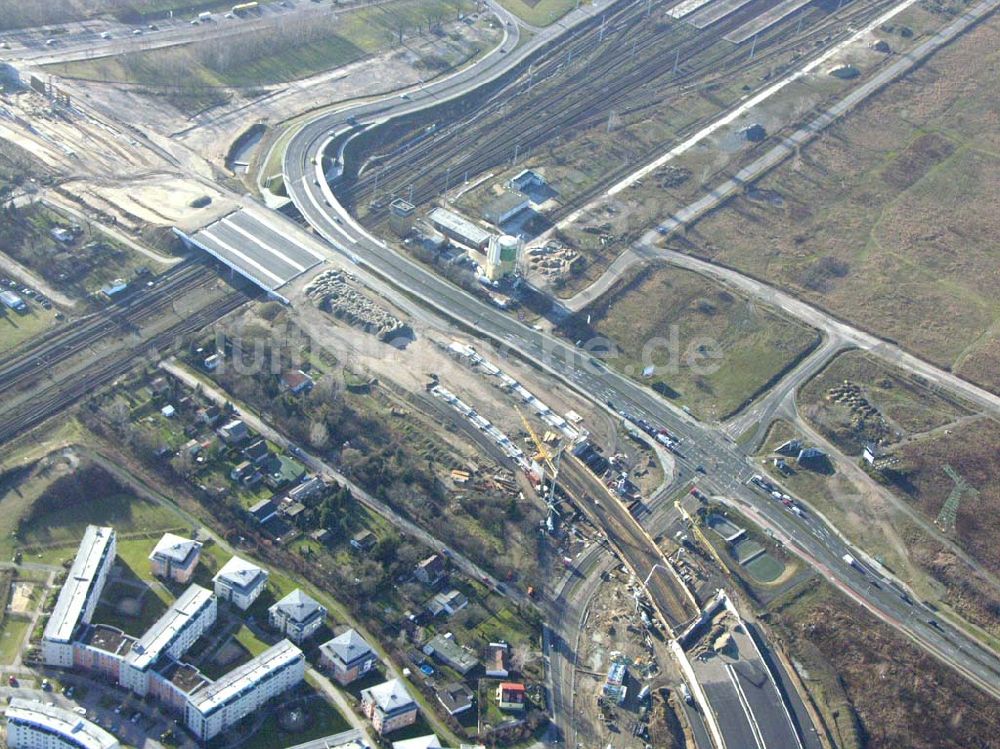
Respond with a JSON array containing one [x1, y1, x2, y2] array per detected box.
[[681, 593, 814, 749]]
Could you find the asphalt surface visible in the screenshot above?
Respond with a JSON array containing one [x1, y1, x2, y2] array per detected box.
[[273, 0, 1000, 722], [188, 208, 325, 291]]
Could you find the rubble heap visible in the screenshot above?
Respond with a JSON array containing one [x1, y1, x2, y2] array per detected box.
[[305, 271, 410, 341]]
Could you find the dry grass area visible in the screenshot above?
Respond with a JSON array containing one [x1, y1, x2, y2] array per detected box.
[[889, 417, 1000, 578], [562, 266, 819, 420], [798, 349, 974, 455], [766, 582, 1000, 749], [682, 12, 1000, 393]]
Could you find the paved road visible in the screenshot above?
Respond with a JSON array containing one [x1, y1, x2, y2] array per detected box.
[[269, 0, 1000, 729]]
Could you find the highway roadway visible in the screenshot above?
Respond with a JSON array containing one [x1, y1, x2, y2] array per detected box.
[[272, 0, 1000, 728]]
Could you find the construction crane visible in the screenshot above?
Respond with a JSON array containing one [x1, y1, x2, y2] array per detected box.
[[515, 405, 562, 511]]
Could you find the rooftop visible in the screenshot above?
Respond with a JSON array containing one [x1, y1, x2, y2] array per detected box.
[[270, 588, 325, 624], [393, 736, 442, 749], [284, 729, 369, 749], [127, 585, 214, 673], [7, 698, 119, 749], [44, 525, 116, 645], [362, 678, 416, 715], [158, 660, 211, 694], [428, 207, 492, 247], [149, 533, 202, 567], [188, 640, 303, 716], [321, 628, 375, 668], [213, 556, 268, 595], [79, 624, 134, 657]]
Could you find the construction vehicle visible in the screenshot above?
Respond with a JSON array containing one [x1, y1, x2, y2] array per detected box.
[[515, 405, 561, 507]]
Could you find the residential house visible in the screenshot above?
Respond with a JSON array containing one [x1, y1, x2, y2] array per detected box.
[[217, 419, 249, 445], [230, 461, 254, 482], [248, 499, 278, 524], [243, 439, 272, 466], [423, 633, 478, 675], [427, 589, 467, 617], [288, 476, 326, 506], [319, 628, 377, 686], [360, 679, 418, 735], [213, 556, 268, 611], [149, 533, 202, 583], [268, 589, 327, 644], [196, 405, 222, 427], [484, 642, 509, 678], [280, 370, 315, 395], [414, 554, 446, 587], [495, 682, 526, 711], [351, 530, 377, 552], [436, 682, 474, 716]]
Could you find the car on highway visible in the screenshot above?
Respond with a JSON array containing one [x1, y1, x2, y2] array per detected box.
[[132, 29, 143, 35], [41, 680, 51, 691], [100, 31, 111, 39], [45, 39, 56, 46]]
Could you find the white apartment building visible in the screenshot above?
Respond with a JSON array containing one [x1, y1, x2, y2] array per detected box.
[[120, 585, 216, 695], [184, 639, 305, 740], [212, 556, 268, 610], [267, 589, 326, 644], [6, 698, 119, 749], [42, 526, 117, 667]]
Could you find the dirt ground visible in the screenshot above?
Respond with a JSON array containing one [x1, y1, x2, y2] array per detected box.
[[684, 11, 1000, 393], [768, 581, 1000, 749], [574, 567, 683, 749], [8, 583, 34, 615]]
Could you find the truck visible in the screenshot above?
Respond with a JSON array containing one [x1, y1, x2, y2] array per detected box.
[[232, 1, 259, 13], [842, 553, 857, 568], [198, 11, 212, 21]]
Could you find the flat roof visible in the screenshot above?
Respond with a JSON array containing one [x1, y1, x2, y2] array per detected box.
[[185, 208, 325, 293], [80, 624, 134, 658], [188, 640, 303, 716], [7, 698, 119, 749], [44, 526, 116, 645], [127, 585, 214, 672], [428, 208, 492, 247], [158, 660, 211, 694]]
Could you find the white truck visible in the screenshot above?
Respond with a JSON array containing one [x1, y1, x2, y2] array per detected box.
[[842, 553, 857, 568], [198, 11, 213, 21]]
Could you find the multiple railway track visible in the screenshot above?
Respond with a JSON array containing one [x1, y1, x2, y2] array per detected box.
[[0, 261, 249, 443], [342, 0, 896, 223]]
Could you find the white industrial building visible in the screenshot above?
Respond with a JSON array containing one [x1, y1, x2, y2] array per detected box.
[[184, 639, 305, 740], [120, 585, 217, 695], [268, 589, 327, 644], [428, 207, 492, 250], [42, 526, 117, 667], [213, 556, 269, 610], [6, 698, 119, 749]]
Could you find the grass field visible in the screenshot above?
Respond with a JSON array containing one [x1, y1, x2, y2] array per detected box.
[[45, 0, 479, 92], [0, 307, 58, 357], [564, 266, 819, 420], [798, 350, 974, 456], [495, 0, 579, 26], [238, 692, 350, 749], [683, 13, 1000, 394], [767, 581, 1000, 749], [0, 616, 30, 665]]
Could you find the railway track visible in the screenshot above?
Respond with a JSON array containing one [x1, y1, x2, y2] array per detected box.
[[0, 260, 219, 398], [0, 290, 248, 445], [340, 0, 896, 219]]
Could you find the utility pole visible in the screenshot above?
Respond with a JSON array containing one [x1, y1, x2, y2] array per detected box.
[[599, 14, 606, 42], [631, 39, 637, 57], [672, 48, 680, 74], [512, 143, 520, 165], [646, 0, 651, 17], [749, 33, 758, 61], [444, 165, 451, 195], [408, 183, 414, 203]]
